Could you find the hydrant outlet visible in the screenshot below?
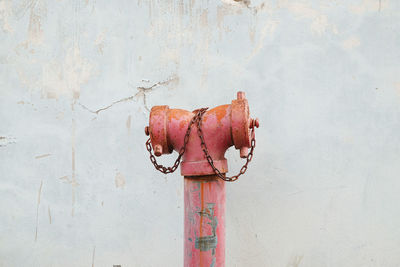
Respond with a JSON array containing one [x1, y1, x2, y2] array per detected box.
[[154, 144, 163, 157], [250, 118, 260, 129], [240, 146, 249, 158]]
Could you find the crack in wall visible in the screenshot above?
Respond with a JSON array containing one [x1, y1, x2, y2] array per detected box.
[[78, 95, 136, 114], [78, 75, 178, 115]]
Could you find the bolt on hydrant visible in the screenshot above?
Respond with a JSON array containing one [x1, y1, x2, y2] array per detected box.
[[145, 91, 259, 267]]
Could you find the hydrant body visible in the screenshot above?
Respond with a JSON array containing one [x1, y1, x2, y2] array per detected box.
[[145, 92, 258, 266]]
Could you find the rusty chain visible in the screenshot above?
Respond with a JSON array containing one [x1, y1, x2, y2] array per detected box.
[[145, 108, 206, 174], [145, 107, 256, 182], [195, 108, 256, 182]]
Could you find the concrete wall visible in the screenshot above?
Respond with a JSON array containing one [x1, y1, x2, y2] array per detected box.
[[1, 0, 400, 266]]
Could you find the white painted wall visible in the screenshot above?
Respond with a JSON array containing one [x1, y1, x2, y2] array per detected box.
[[1, 0, 400, 266]]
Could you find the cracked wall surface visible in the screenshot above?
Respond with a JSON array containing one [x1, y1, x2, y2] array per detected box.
[[1, 0, 400, 266]]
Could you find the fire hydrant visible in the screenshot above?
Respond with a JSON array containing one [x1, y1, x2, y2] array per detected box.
[[145, 91, 259, 266]]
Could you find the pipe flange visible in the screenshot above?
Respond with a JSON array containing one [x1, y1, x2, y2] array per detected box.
[[149, 105, 173, 156], [231, 92, 251, 150]]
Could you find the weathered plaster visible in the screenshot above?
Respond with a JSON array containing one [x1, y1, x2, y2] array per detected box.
[[1, 0, 400, 266]]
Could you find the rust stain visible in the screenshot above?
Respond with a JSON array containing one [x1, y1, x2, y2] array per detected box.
[[287, 255, 304, 267], [35, 180, 43, 242], [179, 119, 187, 130], [48, 206, 51, 224], [200, 182, 204, 266], [35, 153, 51, 159], [59, 175, 79, 186], [115, 172, 126, 188], [204, 105, 228, 124], [214, 106, 227, 123], [126, 115, 131, 132], [169, 109, 191, 129], [169, 109, 184, 120]]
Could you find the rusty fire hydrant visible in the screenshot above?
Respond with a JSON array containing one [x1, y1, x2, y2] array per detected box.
[[145, 91, 259, 267]]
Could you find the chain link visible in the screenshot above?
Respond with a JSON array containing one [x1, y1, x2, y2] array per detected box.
[[145, 107, 256, 182], [195, 108, 256, 182], [145, 108, 207, 174]]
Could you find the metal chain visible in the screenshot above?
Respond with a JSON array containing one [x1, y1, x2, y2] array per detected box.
[[145, 108, 208, 174], [195, 108, 256, 182], [145, 107, 256, 182]]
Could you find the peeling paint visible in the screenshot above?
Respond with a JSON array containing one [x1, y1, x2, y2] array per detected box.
[[195, 203, 218, 255], [221, 0, 250, 8], [279, 0, 338, 35], [48, 206, 51, 224], [341, 36, 360, 50], [14, 0, 47, 45], [195, 235, 218, 251], [42, 46, 94, 99], [247, 19, 278, 61], [0, 0, 13, 33], [34, 180, 43, 242], [56, 112, 64, 120], [287, 255, 304, 267], [71, 110, 77, 217], [94, 31, 106, 54], [126, 115, 131, 133], [0, 136, 16, 147], [350, 0, 388, 14], [35, 153, 51, 159], [27, 0, 46, 45], [59, 175, 79, 187], [115, 172, 126, 188], [217, 5, 243, 34]]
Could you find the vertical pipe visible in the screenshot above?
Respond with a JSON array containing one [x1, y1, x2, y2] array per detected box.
[[184, 175, 225, 267]]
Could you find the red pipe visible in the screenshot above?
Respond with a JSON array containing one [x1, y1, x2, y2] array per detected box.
[[184, 176, 225, 267]]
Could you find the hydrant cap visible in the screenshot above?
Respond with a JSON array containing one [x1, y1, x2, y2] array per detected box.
[[231, 92, 251, 149], [149, 105, 173, 156]]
